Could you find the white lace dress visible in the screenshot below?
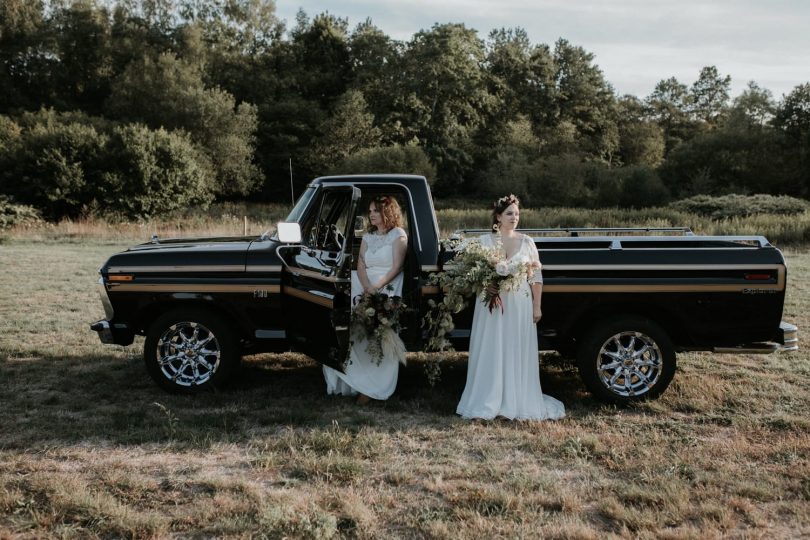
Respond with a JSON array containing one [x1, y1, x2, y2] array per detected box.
[[456, 233, 566, 420], [323, 227, 406, 399]]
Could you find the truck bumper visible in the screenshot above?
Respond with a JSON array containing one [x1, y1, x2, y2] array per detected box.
[[779, 321, 799, 351], [713, 321, 798, 354], [90, 320, 135, 346]]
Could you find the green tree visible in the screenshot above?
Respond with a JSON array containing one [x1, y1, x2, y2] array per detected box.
[[106, 51, 260, 196], [645, 76, 696, 153], [398, 23, 494, 192], [308, 89, 382, 174], [552, 39, 619, 161], [485, 28, 555, 128], [774, 83, 810, 194], [178, 0, 281, 54], [348, 19, 402, 143], [616, 96, 665, 167], [102, 123, 215, 218], [0, 0, 51, 112], [726, 81, 775, 129], [689, 65, 731, 126], [1, 110, 109, 218], [48, 1, 114, 114]]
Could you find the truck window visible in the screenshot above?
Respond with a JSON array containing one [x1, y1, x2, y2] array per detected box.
[[308, 190, 352, 252], [285, 186, 316, 223]]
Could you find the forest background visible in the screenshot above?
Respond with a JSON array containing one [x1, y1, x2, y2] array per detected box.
[[1, 0, 809, 223]]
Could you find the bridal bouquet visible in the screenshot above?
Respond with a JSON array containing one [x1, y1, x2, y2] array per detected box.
[[420, 234, 539, 384], [350, 286, 406, 366]]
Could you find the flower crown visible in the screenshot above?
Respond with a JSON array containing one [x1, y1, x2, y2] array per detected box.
[[493, 194, 520, 209]]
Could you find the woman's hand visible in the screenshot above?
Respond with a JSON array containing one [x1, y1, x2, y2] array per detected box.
[[364, 285, 378, 295], [533, 306, 542, 324]]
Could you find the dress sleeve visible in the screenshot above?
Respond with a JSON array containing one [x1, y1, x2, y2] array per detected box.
[[525, 235, 543, 284], [390, 227, 407, 241]]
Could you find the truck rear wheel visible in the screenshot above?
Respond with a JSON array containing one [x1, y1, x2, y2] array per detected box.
[[144, 309, 239, 393], [576, 316, 676, 404]]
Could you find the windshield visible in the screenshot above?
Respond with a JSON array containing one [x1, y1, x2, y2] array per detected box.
[[264, 186, 317, 239]]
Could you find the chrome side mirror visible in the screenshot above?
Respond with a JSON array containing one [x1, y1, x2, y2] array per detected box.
[[277, 222, 302, 243]]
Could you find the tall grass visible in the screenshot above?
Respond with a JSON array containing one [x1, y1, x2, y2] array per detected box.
[[436, 207, 810, 246], [3, 201, 808, 247]]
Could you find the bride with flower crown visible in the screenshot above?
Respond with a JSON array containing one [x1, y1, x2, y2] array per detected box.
[[456, 194, 565, 420]]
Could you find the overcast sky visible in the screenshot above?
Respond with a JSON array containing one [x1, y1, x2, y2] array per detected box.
[[275, 0, 809, 100]]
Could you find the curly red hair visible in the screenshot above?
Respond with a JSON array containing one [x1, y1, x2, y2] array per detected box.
[[368, 195, 403, 232]]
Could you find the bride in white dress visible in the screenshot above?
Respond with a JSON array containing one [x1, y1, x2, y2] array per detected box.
[[323, 196, 408, 403], [457, 194, 565, 420]]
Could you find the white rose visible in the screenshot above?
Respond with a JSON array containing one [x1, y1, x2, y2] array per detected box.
[[365, 308, 376, 317], [495, 261, 509, 276]]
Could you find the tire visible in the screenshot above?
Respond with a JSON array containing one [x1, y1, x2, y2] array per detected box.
[[576, 316, 676, 404], [144, 309, 239, 393]]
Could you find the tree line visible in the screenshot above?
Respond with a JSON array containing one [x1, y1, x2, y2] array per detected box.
[[1, 0, 808, 219]]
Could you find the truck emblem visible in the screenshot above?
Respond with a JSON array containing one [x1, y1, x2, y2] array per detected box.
[[253, 289, 269, 298]]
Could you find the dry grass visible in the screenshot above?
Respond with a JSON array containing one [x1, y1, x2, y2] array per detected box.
[[4, 203, 810, 247], [0, 239, 809, 538]]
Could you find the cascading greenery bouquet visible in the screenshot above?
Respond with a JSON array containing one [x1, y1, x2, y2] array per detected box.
[[421, 233, 539, 384], [349, 285, 406, 366]]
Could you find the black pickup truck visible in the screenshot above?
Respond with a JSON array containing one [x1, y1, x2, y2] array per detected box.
[[91, 174, 798, 403]]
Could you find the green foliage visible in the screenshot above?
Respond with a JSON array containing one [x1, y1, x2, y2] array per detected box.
[[0, 110, 215, 220], [102, 123, 215, 219], [0, 2, 807, 212], [398, 23, 493, 190], [659, 127, 799, 198], [307, 90, 382, 174], [332, 145, 436, 185], [618, 166, 670, 208], [0, 111, 110, 219], [669, 194, 809, 220], [527, 154, 602, 207], [106, 52, 260, 197], [552, 39, 619, 160], [0, 195, 42, 229], [0, 115, 22, 151], [689, 66, 731, 126]]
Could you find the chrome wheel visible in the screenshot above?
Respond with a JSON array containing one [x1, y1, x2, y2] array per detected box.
[[155, 322, 221, 387], [596, 331, 663, 397]]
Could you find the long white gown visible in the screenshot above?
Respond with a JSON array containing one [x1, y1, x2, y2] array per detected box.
[[323, 227, 406, 399], [456, 233, 566, 420]]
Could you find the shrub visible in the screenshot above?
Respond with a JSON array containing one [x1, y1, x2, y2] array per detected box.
[[527, 154, 601, 207], [0, 195, 42, 229], [331, 145, 437, 185], [669, 194, 809, 220], [102, 124, 215, 219], [618, 166, 670, 208], [1, 116, 109, 219]]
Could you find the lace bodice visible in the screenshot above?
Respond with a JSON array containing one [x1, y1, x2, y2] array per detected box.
[[363, 227, 407, 269]]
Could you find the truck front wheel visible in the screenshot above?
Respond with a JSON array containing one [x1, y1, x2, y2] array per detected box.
[[144, 310, 239, 393], [576, 316, 676, 404]]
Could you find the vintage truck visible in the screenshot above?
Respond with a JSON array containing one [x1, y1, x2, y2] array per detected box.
[[91, 174, 798, 403]]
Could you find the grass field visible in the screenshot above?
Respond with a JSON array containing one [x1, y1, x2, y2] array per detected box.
[[1, 238, 809, 538]]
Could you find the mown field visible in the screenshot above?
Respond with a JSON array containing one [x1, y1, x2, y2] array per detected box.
[[0, 221, 809, 538]]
